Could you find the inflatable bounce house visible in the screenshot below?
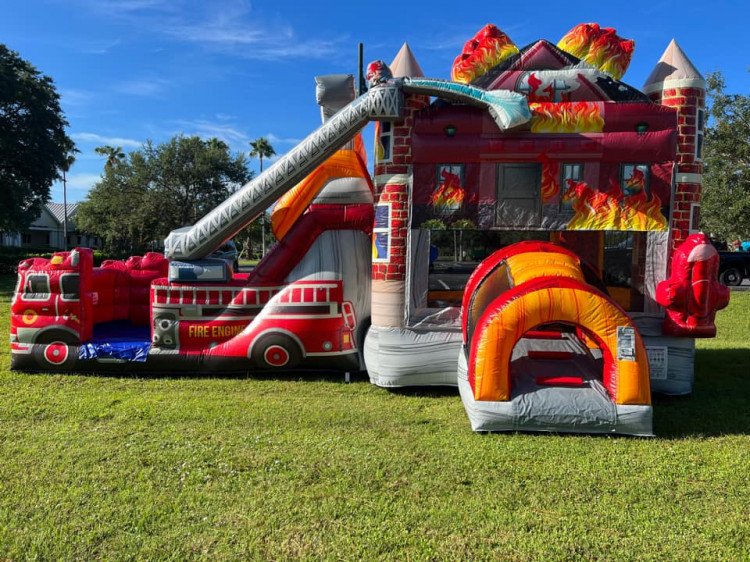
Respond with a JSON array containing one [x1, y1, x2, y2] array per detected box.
[[10, 23, 730, 436]]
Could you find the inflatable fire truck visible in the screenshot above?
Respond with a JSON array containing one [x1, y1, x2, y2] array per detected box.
[[10, 23, 730, 436]]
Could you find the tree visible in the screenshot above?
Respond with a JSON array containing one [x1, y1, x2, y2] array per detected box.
[[248, 137, 276, 173], [700, 72, 750, 240], [95, 145, 126, 169], [249, 137, 277, 256], [77, 135, 251, 255], [0, 44, 75, 232]]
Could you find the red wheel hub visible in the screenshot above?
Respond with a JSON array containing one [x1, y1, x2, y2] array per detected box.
[[264, 345, 289, 367], [44, 342, 69, 365]]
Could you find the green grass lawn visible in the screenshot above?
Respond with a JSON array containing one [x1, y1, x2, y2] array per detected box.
[[1, 274, 748, 560]]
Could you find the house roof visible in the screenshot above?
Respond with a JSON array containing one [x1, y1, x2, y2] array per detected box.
[[390, 42, 424, 78], [45, 202, 79, 224], [471, 39, 650, 103], [643, 39, 705, 94]]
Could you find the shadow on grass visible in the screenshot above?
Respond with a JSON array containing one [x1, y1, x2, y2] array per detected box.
[[14, 347, 749, 436], [655, 348, 750, 438], [385, 386, 459, 399], [20, 367, 373, 385]]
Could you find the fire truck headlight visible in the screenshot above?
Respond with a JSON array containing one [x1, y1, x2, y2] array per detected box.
[[323, 341, 333, 351], [152, 334, 160, 343], [163, 336, 173, 346]]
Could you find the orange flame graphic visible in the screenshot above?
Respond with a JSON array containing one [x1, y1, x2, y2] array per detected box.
[[451, 24, 519, 84], [562, 179, 667, 231], [541, 159, 560, 203], [431, 169, 466, 211], [529, 102, 604, 133], [557, 23, 634, 80]]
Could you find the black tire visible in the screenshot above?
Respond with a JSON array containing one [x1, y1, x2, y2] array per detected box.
[[34, 329, 78, 345], [251, 333, 302, 369], [720, 267, 743, 286], [33, 340, 77, 370], [33, 330, 79, 370]]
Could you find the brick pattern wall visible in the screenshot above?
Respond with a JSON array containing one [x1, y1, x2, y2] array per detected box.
[[372, 93, 428, 281], [372, 183, 408, 281], [374, 94, 428, 193], [650, 87, 705, 249]]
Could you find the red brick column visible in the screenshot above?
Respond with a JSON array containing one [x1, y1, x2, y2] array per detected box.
[[374, 94, 428, 192], [372, 183, 408, 282], [370, 93, 427, 327], [650, 87, 705, 249]]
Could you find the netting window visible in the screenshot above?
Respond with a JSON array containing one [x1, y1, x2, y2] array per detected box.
[[690, 203, 701, 233], [376, 122, 393, 163], [373, 203, 391, 263], [621, 164, 650, 196], [21, 274, 50, 301], [696, 108, 705, 162], [603, 231, 647, 312], [407, 229, 549, 330], [60, 273, 80, 301], [559, 163, 584, 212]]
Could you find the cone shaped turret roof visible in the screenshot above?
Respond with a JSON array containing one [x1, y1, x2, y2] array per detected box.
[[390, 42, 424, 78], [643, 39, 705, 93]]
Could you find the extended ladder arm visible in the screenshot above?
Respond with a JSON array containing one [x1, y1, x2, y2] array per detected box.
[[164, 72, 531, 262]]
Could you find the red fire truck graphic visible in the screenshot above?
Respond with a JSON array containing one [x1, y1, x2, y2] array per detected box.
[[10, 248, 360, 372], [150, 279, 358, 369]]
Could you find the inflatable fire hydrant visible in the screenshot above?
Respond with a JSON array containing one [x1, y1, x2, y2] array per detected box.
[[656, 233, 730, 337]]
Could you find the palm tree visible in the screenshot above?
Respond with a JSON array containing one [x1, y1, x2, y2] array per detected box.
[[248, 137, 276, 173], [95, 145, 126, 169], [61, 145, 80, 250], [249, 137, 276, 255]]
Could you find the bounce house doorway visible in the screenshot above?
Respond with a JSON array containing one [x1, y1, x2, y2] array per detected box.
[[506, 322, 618, 431], [458, 241, 653, 435]]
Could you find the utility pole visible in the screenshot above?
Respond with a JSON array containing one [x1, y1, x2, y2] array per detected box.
[[62, 169, 68, 250]]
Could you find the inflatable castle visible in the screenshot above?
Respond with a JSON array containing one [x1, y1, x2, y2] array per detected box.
[[9, 23, 729, 436]]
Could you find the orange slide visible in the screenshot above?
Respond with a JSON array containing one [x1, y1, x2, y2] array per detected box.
[[271, 135, 371, 241]]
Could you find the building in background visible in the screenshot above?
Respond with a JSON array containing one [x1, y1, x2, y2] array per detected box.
[[0, 202, 101, 250]]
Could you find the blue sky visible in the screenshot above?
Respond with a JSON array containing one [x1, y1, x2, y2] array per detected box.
[[4, 0, 750, 202]]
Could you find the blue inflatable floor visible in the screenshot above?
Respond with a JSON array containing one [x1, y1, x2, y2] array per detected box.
[[79, 321, 152, 362]]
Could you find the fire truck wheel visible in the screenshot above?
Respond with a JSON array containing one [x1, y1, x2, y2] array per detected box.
[[252, 334, 302, 369], [33, 341, 77, 370]]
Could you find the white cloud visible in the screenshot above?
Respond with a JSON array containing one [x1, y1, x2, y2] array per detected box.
[[80, 0, 344, 61], [59, 88, 95, 107], [77, 38, 122, 55], [71, 132, 142, 148], [172, 119, 249, 146], [66, 173, 103, 191], [51, 173, 103, 202], [77, 0, 175, 17], [114, 77, 169, 97], [266, 133, 302, 145]]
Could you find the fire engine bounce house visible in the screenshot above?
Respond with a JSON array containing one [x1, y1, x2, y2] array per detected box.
[[9, 23, 731, 437]]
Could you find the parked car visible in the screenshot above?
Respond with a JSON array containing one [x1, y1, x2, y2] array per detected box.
[[718, 250, 750, 286], [211, 240, 239, 272]]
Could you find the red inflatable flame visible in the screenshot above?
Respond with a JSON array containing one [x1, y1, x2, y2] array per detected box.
[[451, 24, 519, 84], [557, 23, 634, 80]]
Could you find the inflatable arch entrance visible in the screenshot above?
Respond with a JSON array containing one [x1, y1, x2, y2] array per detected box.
[[458, 242, 653, 435]]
